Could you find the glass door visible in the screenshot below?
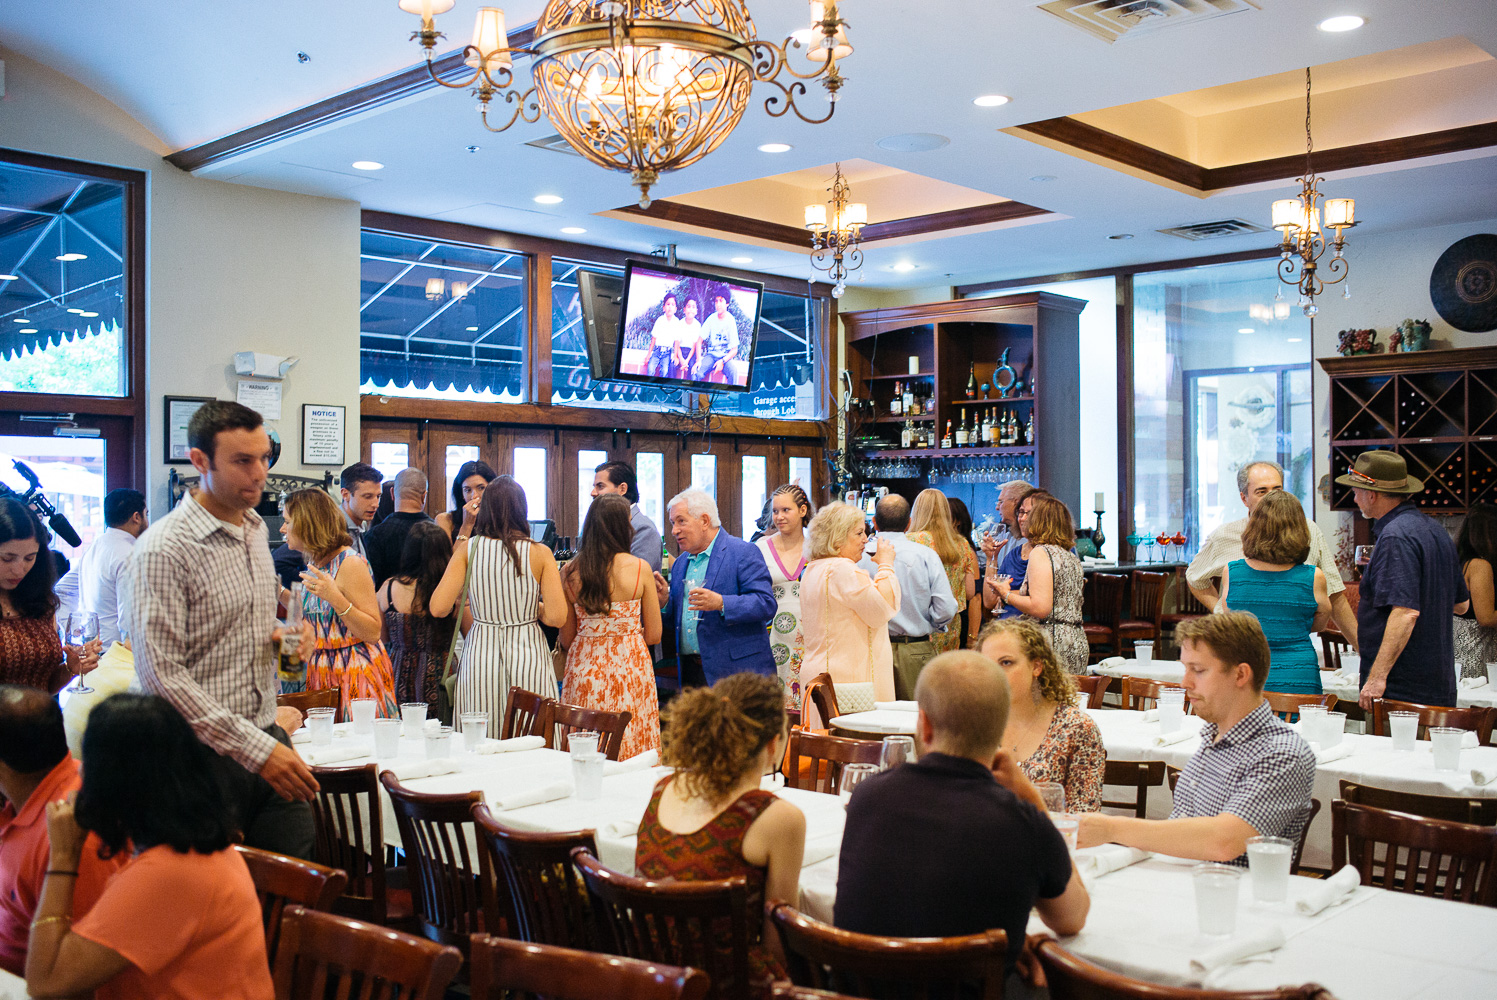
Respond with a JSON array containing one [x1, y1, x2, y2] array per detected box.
[[561, 429, 614, 538], [426, 424, 495, 521]]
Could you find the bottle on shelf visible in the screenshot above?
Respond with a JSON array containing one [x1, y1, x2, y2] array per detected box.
[[1025, 411, 1034, 446], [890, 382, 902, 416], [942, 420, 954, 449], [955, 413, 969, 447], [1007, 410, 1018, 446], [902, 381, 915, 413], [966, 364, 977, 399], [989, 409, 1001, 446], [979, 409, 990, 445], [900, 420, 913, 449]]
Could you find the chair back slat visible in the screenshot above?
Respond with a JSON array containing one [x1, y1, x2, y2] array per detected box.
[[279, 688, 342, 724], [1129, 570, 1169, 628], [468, 935, 711, 1000], [805, 672, 839, 724], [472, 804, 598, 949], [1118, 677, 1185, 712], [272, 904, 462, 1000], [502, 687, 554, 740], [1035, 939, 1333, 999], [1263, 691, 1337, 721], [549, 701, 633, 760], [234, 844, 347, 966], [573, 849, 753, 1000], [1090, 573, 1127, 628], [1372, 699, 1496, 745], [1073, 675, 1110, 710], [785, 730, 883, 795], [310, 763, 388, 921], [1331, 799, 1497, 906], [1339, 780, 1497, 826], [1101, 759, 1164, 818]]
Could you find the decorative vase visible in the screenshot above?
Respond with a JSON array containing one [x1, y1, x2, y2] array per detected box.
[[1335, 328, 1379, 356], [1393, 318, 1431, 352]]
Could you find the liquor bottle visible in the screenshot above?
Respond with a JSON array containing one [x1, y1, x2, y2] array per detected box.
[[1000, 410, 1011, 446], [1025, 411, 1034, 446], [981, 409, 992, 445], [942, 420, 953, 449], [890, 382, 902, 416], [955, 412, 969, 447], [990, 409, 1002, 446], [900, 420, 913, 449], [966, 364, 977, 399], [1006, 410, 1018, 446], [903, 381, 915, 413]]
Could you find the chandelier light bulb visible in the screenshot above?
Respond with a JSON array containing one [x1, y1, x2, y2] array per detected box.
[[804, 204, 828, 230], [425, 277, 446, 301], [1271, 199, 1302, 232]]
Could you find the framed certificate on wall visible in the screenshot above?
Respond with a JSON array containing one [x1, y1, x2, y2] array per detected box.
[[301, 404, 345, 465], [164, 395, 216, 464]]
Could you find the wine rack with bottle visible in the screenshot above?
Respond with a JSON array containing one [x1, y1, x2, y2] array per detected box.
[[1321, 346, 1497, 514]]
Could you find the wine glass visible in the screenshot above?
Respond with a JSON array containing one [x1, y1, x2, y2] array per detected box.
[[838, 763, 880, 806], [1035, 781, 1067, 814], [62, 612, 100, 694], [880, 735, 915, 771]]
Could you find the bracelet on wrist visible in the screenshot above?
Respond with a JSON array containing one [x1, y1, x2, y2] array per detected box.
[[337, 600, 354, 617], [31, 915, 71, 930]]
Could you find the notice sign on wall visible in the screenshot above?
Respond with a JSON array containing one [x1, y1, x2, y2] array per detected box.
[[301, 404, 345, 465]]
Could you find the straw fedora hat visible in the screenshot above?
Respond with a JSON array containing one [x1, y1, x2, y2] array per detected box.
[[1334, 451, 1424, 495]]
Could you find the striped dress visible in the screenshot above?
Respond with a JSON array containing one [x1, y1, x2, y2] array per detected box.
[[456, 537, 556, 731]]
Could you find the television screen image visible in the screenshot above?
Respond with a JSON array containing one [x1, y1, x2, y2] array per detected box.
[[613, 260, 763, 393]]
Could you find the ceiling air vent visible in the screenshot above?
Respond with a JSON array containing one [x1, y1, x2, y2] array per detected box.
[[1157, 219, 1269, 241], [524, 133, 582, 156], [1037, 0, 1260, 44]]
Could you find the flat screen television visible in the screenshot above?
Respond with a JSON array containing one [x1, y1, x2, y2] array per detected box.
[[611, 260, 763, 393], [577, 270, 624, 381]]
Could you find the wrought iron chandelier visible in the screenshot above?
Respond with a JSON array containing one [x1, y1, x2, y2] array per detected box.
[[400, 1, 853, 208], [804, 163, 865, 298], [1271, 68, 1357, 317]]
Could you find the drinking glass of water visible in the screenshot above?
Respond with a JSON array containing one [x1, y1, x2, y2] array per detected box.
[[838, 763, 879, 807], [1192, 863, 1242, 937], [879, 735, 915, 771], [1245, 836, 1293, 903]]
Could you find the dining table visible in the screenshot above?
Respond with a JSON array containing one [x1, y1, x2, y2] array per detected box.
[[0, 968, 25, 1000]]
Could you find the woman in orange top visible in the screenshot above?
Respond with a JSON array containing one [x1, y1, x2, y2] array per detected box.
[[25, 693, 273, 1000]]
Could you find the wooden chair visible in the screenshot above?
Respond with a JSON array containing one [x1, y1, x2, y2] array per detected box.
[[379, 772, 497, 958], [1263, 691, 1338, 721], [1160, 578, 1209, 656], [472, 803, 598, 949], [309, 762, 411, 926], [1371, 699, 1496, 745], [1339, 780, 1497, 826], [548, 701, 632, 760], [502, 686, 554, 740], [469, 936, 710, 1000], [572, 848, 753, 1000], [1118, 676, 1185, 712], [1101, 759, 1165, 818], [1319, 630, 1353, 673], [1117, 570, 1169, 655], [234, 844, 347, 966], [1073, 674, 1110, 710], [1166, 765, 1181, 793], [805, 671, 839, 724], [1035, 938, 1334, 999], [784, 729, 883, 795], [769, 902, 1008, 1000], [1083, 573, 1127, 661], [277, 688, 341, 724], [271, 904, 462, 1000], [1331, 799, 1497, 906]]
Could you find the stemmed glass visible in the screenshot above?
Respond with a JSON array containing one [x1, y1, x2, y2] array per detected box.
[[61, 612, 99, 694], [880, 735, 915, 771]]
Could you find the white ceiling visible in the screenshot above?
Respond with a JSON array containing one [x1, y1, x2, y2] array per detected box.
[[5, 0, 1497, 290]]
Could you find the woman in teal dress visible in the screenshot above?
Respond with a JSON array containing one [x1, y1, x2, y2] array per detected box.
[[1220, 490, 1331, 693]]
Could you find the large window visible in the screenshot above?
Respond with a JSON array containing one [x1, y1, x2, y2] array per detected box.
[[0, 160, 128, 396], [551, 258, 684, 412], [359, 232, 528, 401]]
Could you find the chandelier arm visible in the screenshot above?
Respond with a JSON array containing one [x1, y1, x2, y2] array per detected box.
[[743, 39, 837, 84], [760, 78, 836, 124], [1319, 253, 1350, 287], [478, 86, 544, 133]]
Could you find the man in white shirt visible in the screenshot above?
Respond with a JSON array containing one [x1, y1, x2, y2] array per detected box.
[[78, 489, 148, 646], [692, 293, 740, 384], [645, 293, 682, 378], [1186, 460, 1358, 646], [338, 462, 383, 560], [858, 495, 959, 699]]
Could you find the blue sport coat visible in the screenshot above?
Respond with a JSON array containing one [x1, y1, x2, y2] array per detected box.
[[668, 528, 778, 685]]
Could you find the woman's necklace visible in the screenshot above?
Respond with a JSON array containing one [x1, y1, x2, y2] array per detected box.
[[1007, 704, 1054, 755]]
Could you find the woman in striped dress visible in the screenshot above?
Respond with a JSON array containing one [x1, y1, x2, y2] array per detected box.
[[432, 476, 567, 731]]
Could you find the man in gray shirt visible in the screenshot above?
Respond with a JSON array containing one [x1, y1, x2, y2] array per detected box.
[[859, 495, 958, 699], [590, 460, 662, 572]]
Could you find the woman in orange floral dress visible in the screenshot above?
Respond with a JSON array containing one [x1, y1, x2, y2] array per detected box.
[[560, 494, 663, 758]]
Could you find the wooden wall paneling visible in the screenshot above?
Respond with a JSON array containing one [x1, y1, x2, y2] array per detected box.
[[561, 428, 617, 537], [529, 252, 553, 405], [359, 418, 427, 509], [781, 440, 824, 508], [1115, 276, 1137, 562], [426, 423, 498, 520], [507, 426, 563, 528]]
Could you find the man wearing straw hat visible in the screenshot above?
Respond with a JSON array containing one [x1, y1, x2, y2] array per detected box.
[[1336, 451, 1469, 710]]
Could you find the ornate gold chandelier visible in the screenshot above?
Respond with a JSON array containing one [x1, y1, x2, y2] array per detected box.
[[1271, 68, 1357, 317], [804, 163, 865, 297], [400, 1, 853, 208]]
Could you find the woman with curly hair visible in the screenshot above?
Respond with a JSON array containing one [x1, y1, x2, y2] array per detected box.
[[976, 618, 1105, 812], [635, 673, 806, 998]]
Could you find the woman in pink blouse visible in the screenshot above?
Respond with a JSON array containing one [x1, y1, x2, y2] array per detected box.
[[798, 502, 900, 723], [976, 618, 1105, 812]]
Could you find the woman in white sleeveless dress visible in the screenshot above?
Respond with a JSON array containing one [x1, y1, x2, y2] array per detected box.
[[432, 476, 567, 731], [754, 484, 812, 709]]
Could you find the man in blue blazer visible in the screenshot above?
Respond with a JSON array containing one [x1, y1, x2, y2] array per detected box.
[[651, 488, 777, 688]]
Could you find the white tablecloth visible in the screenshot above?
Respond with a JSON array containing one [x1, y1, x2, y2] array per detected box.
[[829, 710, 917, 736], [0, 969, 27, 1000]]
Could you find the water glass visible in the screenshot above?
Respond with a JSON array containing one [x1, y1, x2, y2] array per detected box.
[[461, 712, 489, 752], [1319, 712, 1346, 749], [401, 702, 428, 739], [305, 707, 335, 745], [1487, 662, 1497, 688], [1388, 710, 1419, 751], [1245, 836, 1294, 903], [373, 719, 402, 758], [1051, 814, 1079, 853], [1191, 863, 1242, 937], [1157, 688, 1186, 734], [880, 735, 915, 771], [1035, 781, 1067, 814], [350, 699, 378, 735], [1297, 704, 1326, 729], [1134, 640, 1154, 663], [572, 752, 606, 800], [569, 731, 601, 758], [425, 725, 454, 760], [838, 762, 879, 806], [1431, 727, 1464, 771]]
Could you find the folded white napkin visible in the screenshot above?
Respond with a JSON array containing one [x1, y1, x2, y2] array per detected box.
[[491, 781, 573, 811], [424, 718, 443, 733], [300, 744, 369, 766], [1470, 765, 1497, 786], [600, 818, 640, 839], [1463, 731, 1481, 749], [1296, 864, 1360, 915], [1142, 709, 1159, 722], [1459, 677, 1489, 690], [603, 749, 660, 775], [1099, 656, 1127, 669], [382, 758, 461, 781], [290, 728, 310, 744], [1075, 845, 1150, 879], [1189, 925, 1285, 976], [473, 735, 546, 754], [1314, 743, 1354, 765], [1148, 729, 1195, 748], [874, 700, 919, 713], [802, 834, 842, 867]]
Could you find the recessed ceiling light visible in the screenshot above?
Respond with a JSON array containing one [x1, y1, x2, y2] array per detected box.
[[1287, 337, 1304, 343], [0, 274, 16, 281], [876, 133, 949, 152], [533, 194, 563, 205], [19, 328, 37, 334], [892, 262, 917, 272], [731, 256, 754, 264], [67, 308, 85, 314], [1108, 233, 1134, 240], [560, 226, 587, 235], [351, 160, 384, 171], [1239, 328, 1254, 334], [12, 318, 28, 323], [80, 311, 99, 317], [757, 142, 792, 153], [973, 95, 1010, 108], [1030, 175, 1056, 183], [1318, 15, 1365, 32], [55, 253, 87, 262], [466, 326, 478, 331]]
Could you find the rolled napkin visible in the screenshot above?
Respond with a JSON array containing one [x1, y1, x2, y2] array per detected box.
[[1188, 925, 1285, 976], [1462, 731, 1481, 749], [1075, 845, 1150, 879], [802, 834, 842, 867], [289, 728, 310, 745], [473, 735, 546, 754], [600, 818, 640, 839], [424, 718, 443, 733], [604, 749, 660, 775], [1296, 864, 1360, 915], [1099, 656, 1127, 669], [383, 758, 461, 781], [1141, 709, 1159, 722], [874, 700, 920, 713], [299, 744, 369, 766], [1314, 743, 1355, 765], [1471, 765, 1497, 786], [1459, 677, 1489, 690], [490, 780, 574, 811], [1147, 729, 1196, 748]]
